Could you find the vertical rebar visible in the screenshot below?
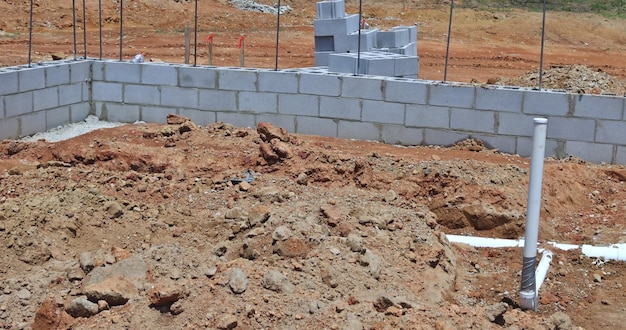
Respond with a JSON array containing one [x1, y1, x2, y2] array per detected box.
[[119, 0, 123, 61], [73, 0, 77, 60], [28, 0, 33, 67], [83, 0, 87, 58], [538, 0, 547, 90], [443, 0, 454, 82], [99, 0, 102, 59], [356, 0, 362, 76], [274, 0, 281, 70], [194, 0, 198, 66]]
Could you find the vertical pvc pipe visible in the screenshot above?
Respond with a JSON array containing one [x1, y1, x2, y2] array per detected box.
[[520, 117, 548, 311]]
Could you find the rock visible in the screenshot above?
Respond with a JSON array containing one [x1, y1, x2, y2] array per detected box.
[[229, 268, 248, 294], [103, 201, 124, 219], [346, 234, 364, 252], [224, 207, 245, 220], [79, 251, 95, 273], [85, 257, 148, 289], [484, 302, 508, 323], [320, 204, 342, 227], [549, 312, 573, 330], [217, 314, 238, 330], [296, 173, 308, 185], [383, 189, 397, 202], [259, 141, 280, 163], [170, 300, 185, 315], [148, 284, 187, 306], [97, 300, 109, 311], [66, 264, 84, 282], [248, 205, 271, 226], [16, 288, 31, 300], [257, 122, 290, 142], [272, 226, 292, 241], [32, 296, 73, 330], [320, 266, 338, 288], [358, 250, 383, 279], [270, 139, 293, 159], [238, 181, 251, 191], [346, 313, 364, 330], [66, 297, 99, 318], [261, 269, 295, 293], [273, 237, 310, 258], [84, 276, 138, 306], [166, 114, 190, 125]]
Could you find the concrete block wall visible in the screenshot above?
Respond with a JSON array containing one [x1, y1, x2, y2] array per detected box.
[[1, 60, 626, 164], [0, 60, 91, 140]]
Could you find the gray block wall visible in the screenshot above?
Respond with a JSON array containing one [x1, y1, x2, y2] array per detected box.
[[1, 60, 625, 164]]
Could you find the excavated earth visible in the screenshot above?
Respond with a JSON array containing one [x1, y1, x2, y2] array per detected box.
[[2, 0, 626, 329], [1, 116, 626, 329]]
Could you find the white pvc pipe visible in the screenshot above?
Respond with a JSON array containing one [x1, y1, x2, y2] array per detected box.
[[520, 117, 548, 311], [534, 250, 552, 295]]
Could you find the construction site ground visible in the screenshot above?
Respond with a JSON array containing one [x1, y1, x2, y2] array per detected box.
[[1, 0, 626, 329]]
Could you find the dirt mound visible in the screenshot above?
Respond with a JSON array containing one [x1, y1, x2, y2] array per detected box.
[[2, 118, 626, 329], [494, 64, 626, 95]]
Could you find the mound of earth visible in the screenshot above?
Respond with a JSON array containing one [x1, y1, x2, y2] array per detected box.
[[1, 116, 626, 329], [493, 64, 626, 95]]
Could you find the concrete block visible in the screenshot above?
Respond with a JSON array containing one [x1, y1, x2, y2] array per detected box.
[[70, 102, 91, 122], [0, 70, 19, 95], [258, 70, 299, 93], [104, 62, 141, 84], [338, 120, 380, 140], [328, 53, 360, 75], [179, 66, 217, 88], [141, 106, 176, 123], [565, 140, 614, 164], [46, 106, 71, 130], [333, 29, 378, 52], [98, 103, 140, 123], [362, 100, 404, 124], [0, 117, 19, 140], [315, 36, 335, 52], [45, 64, 71, 87], [0, 96, 4, 119], [516, 137, 561, 158], [476, 87, 523, 112], [81, 81, 90, 102], [92, 82, 123, 102], [300, 73, 341, 96], [377, 29, 410, 48], [124, 85, 161, 105], [161, 86, 198, 108], [296, 116, 337, 137], [574, 94, 623, 119], [342, 75, 383, 100], [615, 146, 626, 164], [199, 90, 237, 112], [278, 94, 319, 116], [381, 125, 423, 145], [216, 112, 256, 128], [391, 26, 418, 43], [595, 120, 626, 144], [429, 83, 476, 108], [316, 0, 345, 19], [5, 91, 33, 117], [59, 83, 83, 106], [141, 64, 178, 86], [314, 51, 332, 67], [18, 68, 46, 92], [178, 109, 216, 125], [424, 129, 470, 147], [313, 14, 359, 36], [394, 56, 419, 77], [450, 108, 495, 134], [385, 78, 428, 104], [385, 42, 417, 56], [498, 112, 535, 136], [218, 68, 257, 91], [471, 133, 517, 155], [522, 90, 570, 116], [547, 116, 595, 142], [70, 61, 92, 83], [20, 111, 46, 137], [320, 96, 360, 120], [405, 104, 449, 128], [33, 87, 59, 111], [361, 55, 396, 76], [239, 91, 278, 113], [255, 114, 296, 133], [91, 61, 105, 81]]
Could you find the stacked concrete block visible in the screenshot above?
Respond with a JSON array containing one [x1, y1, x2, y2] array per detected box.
[[313, 0, 419, 77]]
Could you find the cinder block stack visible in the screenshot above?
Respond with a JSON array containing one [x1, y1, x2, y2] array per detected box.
[[313, 0, 419, 78]]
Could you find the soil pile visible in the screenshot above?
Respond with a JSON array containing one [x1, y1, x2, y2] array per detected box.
[[2, 116, 626, 329]]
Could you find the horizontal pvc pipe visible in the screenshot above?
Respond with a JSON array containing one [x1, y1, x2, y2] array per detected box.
[[446, 235, 626, 261]]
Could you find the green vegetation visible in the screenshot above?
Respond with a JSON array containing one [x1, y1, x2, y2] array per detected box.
[[454, 0, 625, 17]]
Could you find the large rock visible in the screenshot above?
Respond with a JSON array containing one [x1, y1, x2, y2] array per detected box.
[[66, 297, 99, 318], [32, 297, 73, 329], [228, 268, 249, 294], [85, 257, 148, 289], [261, 270, 295, 293], [84, 276, 139, 306]]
